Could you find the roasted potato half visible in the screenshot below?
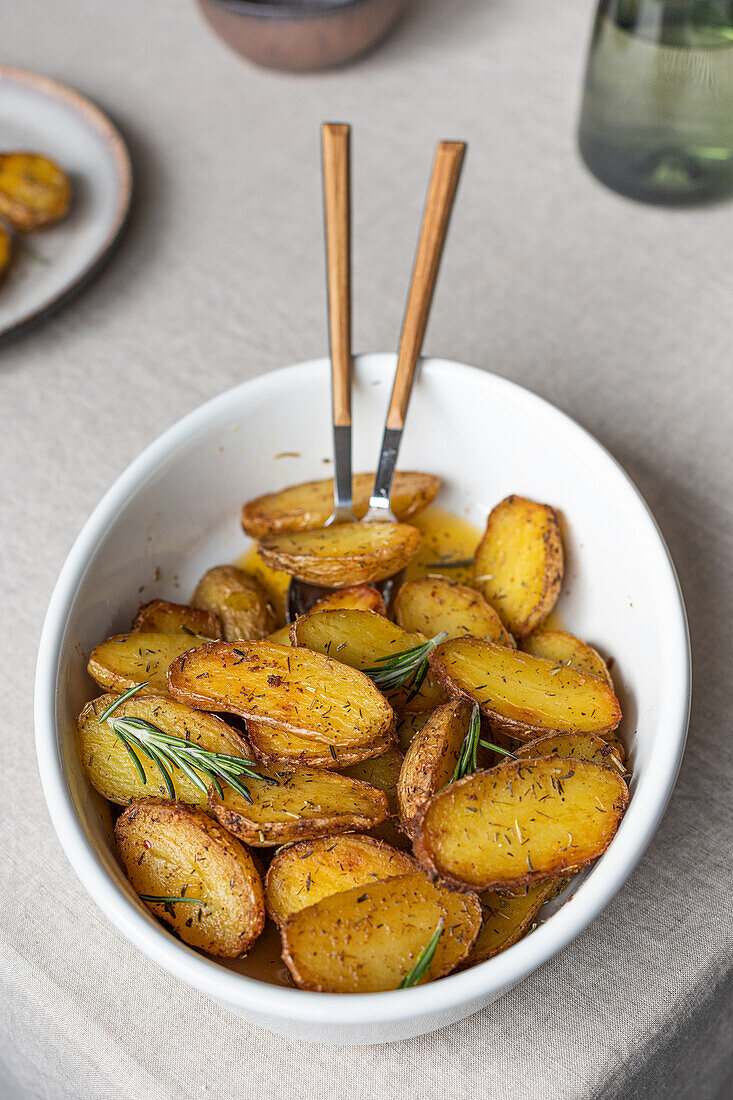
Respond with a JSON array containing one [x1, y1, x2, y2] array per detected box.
[[131, 599, 222, 639], [115, 798, 265, 958], [167, 640, 394, 749], [429, 637, 622, 739], [208, 767, 389, 846], [309, 584, 386, 616], [342, 746, 410, 851], [267, 625, 293, 646], [281, 871, 481, 992], [88, 632, 202, 695], [0, 152, 72, 230], [292, 609, 445, 713], [246, 718, 393, 770], [258, 522, 421, 588], [515, 731, 626, 771], [413, 757, 629, 891], [473, 495, 563, 638], [463, 878, 569, 968], [0, 223, 11, 281], [192, 565, 275, 641], [394, 576, 515, 648], [241, 471, 440, 538], [77, 693, 251, 807], [264, 834, 416, 927], [521, 630, 613, 687], [397, 698, 474, 830]]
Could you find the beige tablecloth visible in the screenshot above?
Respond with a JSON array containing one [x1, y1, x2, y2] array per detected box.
[[2, 1, 732, 1097]]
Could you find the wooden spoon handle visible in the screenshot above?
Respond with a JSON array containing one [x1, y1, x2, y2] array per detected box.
[[386, 141, 466, 430], [322, 122, 352, 428]]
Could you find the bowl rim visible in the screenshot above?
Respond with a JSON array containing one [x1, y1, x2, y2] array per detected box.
[[34, 354, 691, 1027], [200, 0, 400, 20]]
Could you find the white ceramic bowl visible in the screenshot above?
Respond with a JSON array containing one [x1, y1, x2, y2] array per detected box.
[[35, 355, 690, 1045]]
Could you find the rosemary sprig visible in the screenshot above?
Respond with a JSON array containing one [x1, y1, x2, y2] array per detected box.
[[423, 558, 474, 569], [362, 631, 448, 701], [98, 683, 276, 803], [139, 894, 205, 906], [449, 703, 517, 784], [398, 918, 444, 988]]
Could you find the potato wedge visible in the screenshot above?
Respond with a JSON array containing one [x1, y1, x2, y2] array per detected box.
[[208, 767, 389, 846], [413, 757, 629, 891], [292, 609, 445, 714], [281, 871, 481, 992], [395, 712, 431, 753], [342, 746, 409, 850], [394, 576, 515, 648], [115, 798, 264, 957], [429, 637, 622, 739], [192, 565, 275, 641], [463, 878, 569, 967], [246, 718, 394, 770], [77, 693, 251, 807], [515, 731, 626, 771], [0, 152, 71, 230], [241, 471, 440, 538], [267, 625, 293, 646], [131, 599, 222, 639], [88, 632, 202, 695], [397, 698, 473, 830], [258, 522, 421, 588], [265, 834, 416, 927], [310, 584, 386, 616], [167, 640, 394, 748], [473, 495, 563, 637], [521, 630, 613, 687], [0, 223, 10, 280]]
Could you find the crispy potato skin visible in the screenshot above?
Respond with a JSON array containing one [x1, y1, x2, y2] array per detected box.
[[246, 719, 394, 770], [192, 565, 275, 641], [115, 798, 265, 958], [429, 637, 622, 739], [310, 584, 387, 616], [515, 731, 626, 771], [264, 834, 417, 926], [131, 599, 223, 639], [280, 871, 481, 992], [462, 878, 569, 968], [241, 471, 441, 538], [167, 640, 394, 748], [394, 576, 515, 648], [0, 152, 71, 230], [77, 693, 251, 807], [397, 698, 473, 831], [473, 495, 563, 638], [87, 632, 203, 695], [412, 757, 629, 892], [342, 746, 410, 851], [0, 223, 11, 281], [258, 522, 421, 588], [208, 767, 389, 846], [521, 630, 613, 687]]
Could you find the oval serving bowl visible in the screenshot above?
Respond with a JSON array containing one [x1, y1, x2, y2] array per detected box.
[[35, 355, 690, 1045]]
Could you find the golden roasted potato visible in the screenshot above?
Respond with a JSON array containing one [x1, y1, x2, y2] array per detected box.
[[0, 152, 71, 230], [309, 584, 386, 616], [463, 878, 569, 967], [267, 625, 292, 646], [280, 871, 481, 992], [397, 698, 473, 830], [0, 223, 11, 280], [167, 640, 394, 749], [521, 630, 613, 687], [241, 471, 440, 538], [342, 746, 410, 851], [292, 609, 445, 713], [258, 522, 421, 588], [246, 718, 393, 770], [208, 767, 389, 846], [413, 757, 629, 891], [264, 834, 416, 927], [115, 798, 265, 958], [473, 495, 563, 637], [88, 632, 202, 695], [131, 599, 222, 639], [192, 565, 275, 641], [394, 576, 515, 648], [429, 637, 622, 739], [395, 712, 431, 753], [77, 693, 251, 807], [515, 731, 626, 771]]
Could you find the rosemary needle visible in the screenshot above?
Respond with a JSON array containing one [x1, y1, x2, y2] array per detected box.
[[398, 918, 444, 988], [449, 703, 517, 785]]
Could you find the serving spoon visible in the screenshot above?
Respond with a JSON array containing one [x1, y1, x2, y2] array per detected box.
[[287, 138, 467, 622]]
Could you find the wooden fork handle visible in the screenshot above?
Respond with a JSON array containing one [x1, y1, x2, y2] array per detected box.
[[386, 141, 466, 431], [322, 123, 352, 428]]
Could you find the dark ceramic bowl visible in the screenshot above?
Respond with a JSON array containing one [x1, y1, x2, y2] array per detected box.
[[195, 0, 411, 72]]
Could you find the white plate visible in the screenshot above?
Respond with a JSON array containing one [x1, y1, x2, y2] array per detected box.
[[34, 355, 690, 1045], [0, 66, 131, 339]]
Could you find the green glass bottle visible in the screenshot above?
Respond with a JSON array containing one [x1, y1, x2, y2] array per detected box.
[[578, 0, 733, 204]]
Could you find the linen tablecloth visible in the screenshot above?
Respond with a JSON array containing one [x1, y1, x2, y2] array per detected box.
[[2, 2, 731, 1096]]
